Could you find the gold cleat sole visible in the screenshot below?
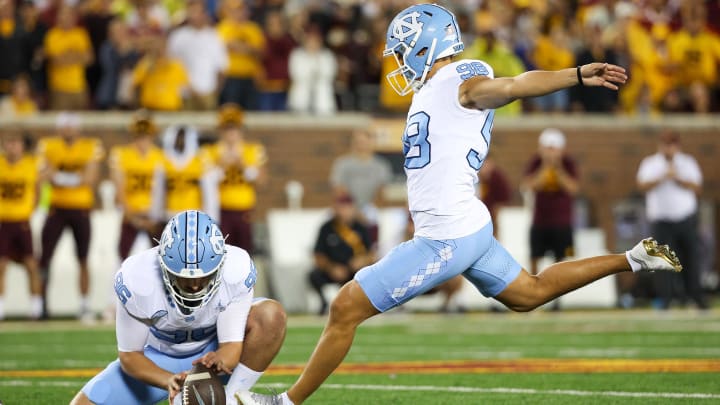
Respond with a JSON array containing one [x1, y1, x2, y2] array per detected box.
[[642, 238, 683, 272]]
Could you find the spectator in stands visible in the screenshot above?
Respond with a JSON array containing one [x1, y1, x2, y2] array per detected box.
[[529, 21, 575, 113], [0, 132, 43, 320], [18, 0, 48, 100], [204, 104, 267, 253], [349, 25, 383, 113], [330, 129, 392, 247], [44, 5, 93, 110], [125, 0, 169, 56], [477, 154, 511, 238], [571, 23, 620, 113], [631, 23, 679, 113], [612, 3, 652, 114], [668, 9, 720, 113], [132, 35, 188, 111], [109, 110, 165, 260], [0, 75, 38, 117], [326, 19, 356, 110], [464, 29, 525, 116], [532, 19, 575, 112], [80, 0, 116, 100], [96, 19, 140, 109], [0, 0, 26, 98], [521, 128, 579, 284], [308, 194, 375, 315], [152, 124, 215, 221], [636, 130, 708, 310], [37, 113, 104, 321], [259, 9, 295, 111], [288, 26, 337, 115], [168, 0, 228, 110], [217, 0, 265, 110]]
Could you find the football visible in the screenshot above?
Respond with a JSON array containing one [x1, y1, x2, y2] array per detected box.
[[181, 363, 226, 405]]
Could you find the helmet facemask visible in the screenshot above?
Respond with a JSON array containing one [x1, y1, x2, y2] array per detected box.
[[383, 42, 436, 96], [160, 256, 225, 315]]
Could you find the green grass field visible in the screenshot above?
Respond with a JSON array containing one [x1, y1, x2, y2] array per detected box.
[[1, 309, 719, 404]]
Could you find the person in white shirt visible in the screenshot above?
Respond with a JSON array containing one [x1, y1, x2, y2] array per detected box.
[[70, 210, 287, 405], [637, 130, 708, 310], [168, 0, 228, 110], [287, 27, 337, 115], [238, 4, 683, 405]]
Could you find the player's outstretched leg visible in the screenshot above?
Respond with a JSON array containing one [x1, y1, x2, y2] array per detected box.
[[495, 237, 681, 312], [236, 281, 379, 405]]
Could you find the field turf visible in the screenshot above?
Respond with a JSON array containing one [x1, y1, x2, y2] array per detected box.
[[1, 309, 719, 404]]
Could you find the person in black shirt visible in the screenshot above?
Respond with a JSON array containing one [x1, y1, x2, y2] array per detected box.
[[308, 194, 375, 315]]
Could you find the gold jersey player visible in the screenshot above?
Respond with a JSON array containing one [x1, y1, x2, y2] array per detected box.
[[0, 133, 43, 320], [109, 111, 165, 259], [38, 113, 104, 320], [238, 4, 682, 404], [204, 104, 267, 253], [153, 124, 215, 221]]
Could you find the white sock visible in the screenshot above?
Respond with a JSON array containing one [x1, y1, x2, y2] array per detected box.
[[280, 392, 294, 405], [225, 363, 264, 396], [0, 297, 5, 320], [80, 296, 89, 313], [30, 295, 43, 319], [625, 251, 643, 272]]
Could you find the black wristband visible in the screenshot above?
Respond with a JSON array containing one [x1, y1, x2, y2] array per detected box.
[[576, 66, 584, 86]]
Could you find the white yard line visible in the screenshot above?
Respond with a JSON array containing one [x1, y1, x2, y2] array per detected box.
[[0, 380, 83, 387], [2, 380, 719, 400]]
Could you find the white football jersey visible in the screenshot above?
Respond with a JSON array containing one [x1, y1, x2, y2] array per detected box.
[[114, 246, 255, 356], [404, 59, 494, 239]]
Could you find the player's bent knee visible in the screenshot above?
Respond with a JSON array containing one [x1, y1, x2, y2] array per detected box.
[[495, 271, 547, 312], [328, 281, 376, 326], [249, 300, 287, 333]]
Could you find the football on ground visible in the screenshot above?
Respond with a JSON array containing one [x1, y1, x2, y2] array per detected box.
[[182, 363, 226, 405]]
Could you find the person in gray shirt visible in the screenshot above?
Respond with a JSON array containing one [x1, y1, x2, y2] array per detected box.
[[330, 129, 392, 245]]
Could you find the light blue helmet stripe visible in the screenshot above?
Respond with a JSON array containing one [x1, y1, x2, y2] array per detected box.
[[185, 210, 198, 269]]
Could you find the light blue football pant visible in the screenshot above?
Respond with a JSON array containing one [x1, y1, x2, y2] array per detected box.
[[356, 222, 522, 312]]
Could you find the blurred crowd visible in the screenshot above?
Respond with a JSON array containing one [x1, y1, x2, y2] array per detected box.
[[0, 0, 719, 117]]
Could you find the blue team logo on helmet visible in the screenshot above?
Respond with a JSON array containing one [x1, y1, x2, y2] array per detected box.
[[158, 210, 226, 314], [383, 4, 464, 96]]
